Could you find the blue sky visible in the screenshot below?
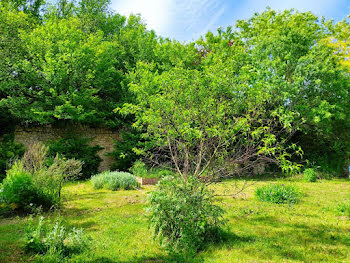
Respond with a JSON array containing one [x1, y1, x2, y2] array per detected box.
[[111, 0, 350, 42]]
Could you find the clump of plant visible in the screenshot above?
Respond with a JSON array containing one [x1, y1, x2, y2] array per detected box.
[[91, 171, 139, 190], [25, 216, 90, 261], [48, 134, 103, 179], [129, 161, 148, 177], [0, 142, 82, 214], [303, 168, 318, 182], [255, 183, 300, 204], [0, 134, 25, 182], [148, 176, 225, 256], [130, 161, 174, 178], [0, 162, 51, 213]]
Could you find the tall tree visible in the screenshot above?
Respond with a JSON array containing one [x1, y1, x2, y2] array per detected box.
[[122, 9, 350, 178]]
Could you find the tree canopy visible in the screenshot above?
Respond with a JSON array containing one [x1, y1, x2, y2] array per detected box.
[[0, 2, 349, 174]]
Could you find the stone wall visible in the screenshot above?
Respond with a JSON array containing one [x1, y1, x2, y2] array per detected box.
[[14, 125, 119, 172]]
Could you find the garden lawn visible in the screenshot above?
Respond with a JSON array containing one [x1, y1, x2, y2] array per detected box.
[[0, 178, 349, 262]]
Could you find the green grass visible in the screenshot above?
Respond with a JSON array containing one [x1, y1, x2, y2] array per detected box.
[[1, 179, 349, 262]]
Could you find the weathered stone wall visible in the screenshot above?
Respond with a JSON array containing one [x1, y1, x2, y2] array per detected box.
[[14, 125, 119, 172]]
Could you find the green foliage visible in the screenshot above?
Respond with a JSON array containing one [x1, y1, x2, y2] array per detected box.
[[233, 9, 350, 175], [48, 134, 102, 179], [148, 176, 225, 255], [0, 162, 52, 213], [0, 1, 349, 178], [303, 168, 318, 182], [110, 129, 142, 171], [34, 156, 82, 204], [25, 216, 90, 260], [336, 203, 350, 217], [149, 167, 175, 179], [130, 161, 174, 178], [129, 161, 148, 178], [0, 142, 82, 215], [23, 142, 82, 205], [0, 134, 25, 182], [120, 8, 350, 179], [91, 171, 139, 190], [255, 184, 301, 204], [1, 0, 45, 18], [0, 3, 159, 129]]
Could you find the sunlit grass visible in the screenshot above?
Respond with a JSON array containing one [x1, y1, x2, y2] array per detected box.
[[0, 178, 349, 262]]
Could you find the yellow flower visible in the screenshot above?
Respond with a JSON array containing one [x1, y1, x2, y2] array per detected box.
[[0, 203, 6, 208]]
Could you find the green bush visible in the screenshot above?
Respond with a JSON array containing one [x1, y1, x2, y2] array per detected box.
[[25, 216, 90, 260], [148, 176, 225, 255], [0, 162, 52, 213], [91, 171, 139, 190], [0, 143, 82, 215], [33, 156, 82, 205], [48, 134, 103, 179], [26, 142, 82, 205], [110, 129, 143, 171], [0, 134, 25, 182], [130, 161, 174, 178], [90, 173, 105, 189], [150, 168, 175, 178], [255, 184, 300, 204], [130, 161, 148, 177], [303, 168, 318, 182]]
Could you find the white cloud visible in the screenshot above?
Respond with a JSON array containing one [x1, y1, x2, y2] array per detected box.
[[112, 0, 174, 35]]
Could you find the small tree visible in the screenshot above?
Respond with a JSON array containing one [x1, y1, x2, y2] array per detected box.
[[122, 62, 302, 182]]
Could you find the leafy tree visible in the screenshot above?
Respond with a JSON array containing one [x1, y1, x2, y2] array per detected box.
[[0, 4, 36, 126], [123, 61, 302, 180], [1, 0, 45, 19], [122, 9, 350, 179], [0, 3, 160, 128], [211, 9, 350, 175]]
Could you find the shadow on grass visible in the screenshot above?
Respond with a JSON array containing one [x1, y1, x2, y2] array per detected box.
[[206, 229, 255, 249], [242, 215, 349, 261]]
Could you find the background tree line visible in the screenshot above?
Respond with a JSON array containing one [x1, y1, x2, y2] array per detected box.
[[0, 0, 349, 178]]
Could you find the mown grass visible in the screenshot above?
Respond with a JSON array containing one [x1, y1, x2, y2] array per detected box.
[[0, 178, 349, 262]]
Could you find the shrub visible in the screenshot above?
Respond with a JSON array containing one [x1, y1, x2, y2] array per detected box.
[[0, 134, 25, 182], [130, 161, 174, 178], [34, 156, 82, 204], [48, 134, 103, 179], [22, 142, 48, 173], [130, 161, 148, 178], [25, 216, 90, 260], [255, 183, 300, 204], [303, 168, 318, 182], [91, 171, 139, 190], [0, 143, 82, 214], [110, 129, 143, 171], [0, 162, 52, 213], [90, 173, 106, 190], [22, 142, 82, 205], [149, 167, 175, 178], [148, 176, 225, 255]]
